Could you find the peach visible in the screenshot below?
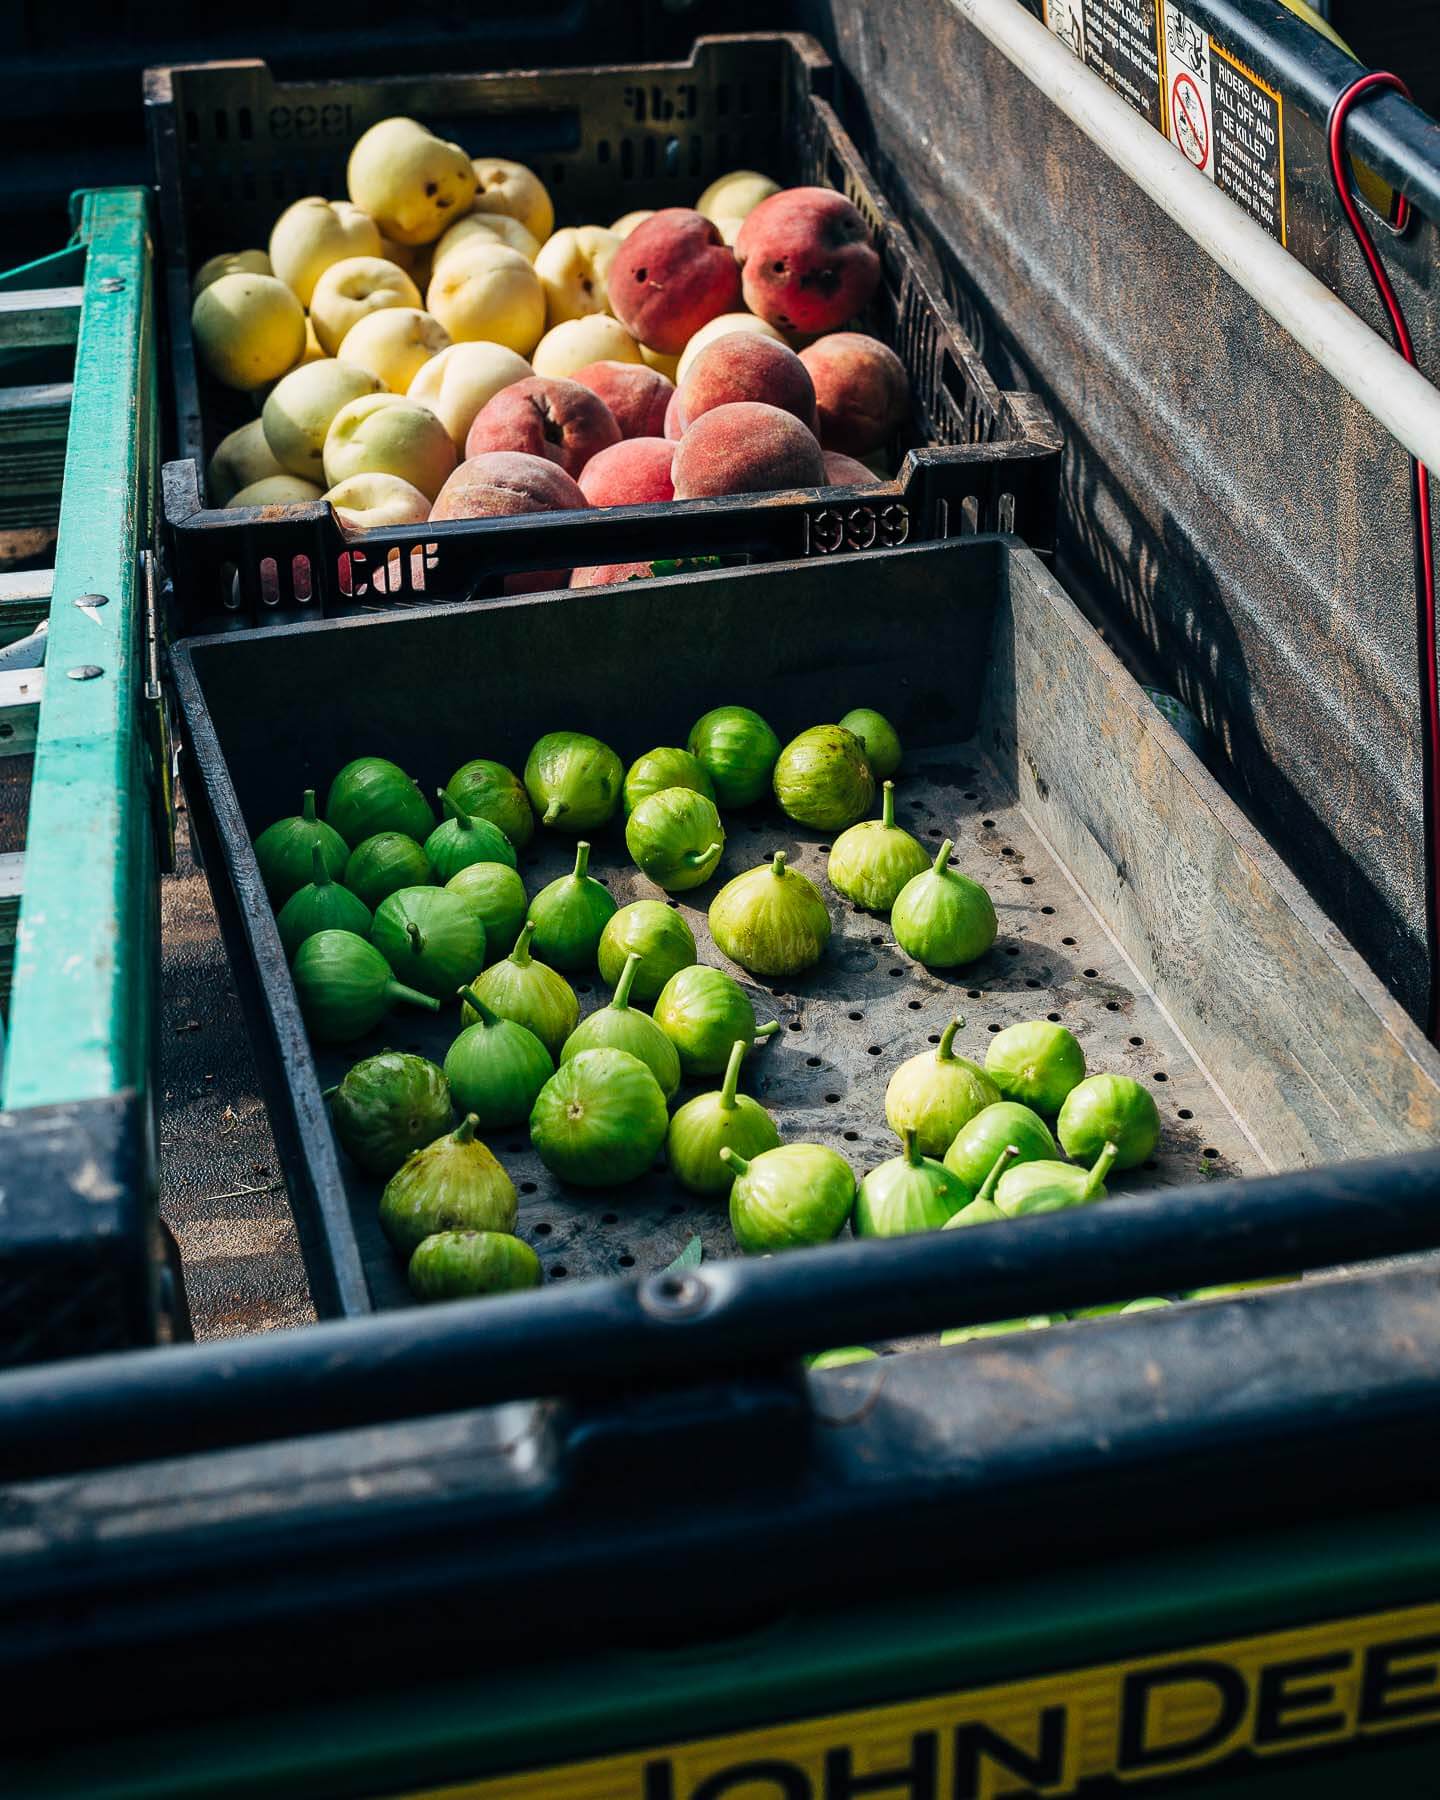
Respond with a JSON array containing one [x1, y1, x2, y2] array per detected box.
[[309, 257, 421, 356], [324, 472, 433, 529], [322, 392, 457, 501], [337, 307, 449, 392], [534, 225, 622, 326], [431, 450, 587, 521], [347, 119, 476, 246], [823, 450, 881, 487], [407, 341, 533, 448], [570, 562, 655, 588], [425, 244, 545, 356], [676, 333, 818, 436], [471, 159, 554, 244], [464, 375, 619, 479], [207, 418, 285, 505], [531, 315, 641, 381], [571, 361, 673, 440], [735, 188, 881, 336], [610, 210, 654, 239], [675, 310, 786, 386], [577, 437, 675, 507], [269, 199, 380, 305], [433, 213, 541, 271], [607, 209, 741, 356], [191, 273, 306, 390], [663, 388, 685, 441], [641, 343, 680, 381], [696, 170, 780, 231], [228, 475, 324, 507], [671, 401, 825, 499], [800, 332, 910, 456], [192, 249, 272, 298]]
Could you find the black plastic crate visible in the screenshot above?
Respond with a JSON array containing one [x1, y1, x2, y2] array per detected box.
[[147, 35, 1061, 628]]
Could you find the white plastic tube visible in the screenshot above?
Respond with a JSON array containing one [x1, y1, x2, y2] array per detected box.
[[950, 0, 1440, 471]]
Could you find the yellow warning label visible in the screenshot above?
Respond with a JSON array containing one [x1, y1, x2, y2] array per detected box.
[[394, 1600, 1440, 1798]]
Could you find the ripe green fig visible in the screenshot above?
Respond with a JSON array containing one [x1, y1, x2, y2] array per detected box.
[[445, 861, 529, 962], [826, 780, 929, 911], [724, 1142, 856, 1253], [598, 900, 697, 1005], [838, 707, 902, 779], [1057, 1073, 1161, 1170], [626, 787, 725, 892], [425, 791, 517, 883], [941, 1145, 1018, 1228], [853, 1127, 968, 1238], [379, 1114, 518, 1256], [808, 1347, 879, 1370], [995, 1141, 1119, 1216], [687, 704, 781, 808], [884, 1015, 999, 1157], [943, 1101, 1057, 1192], [372, 886, 487, 999], [444, 986, 554, 1129], [524, 731, 623, 831], [253, 787, 348, 904], [666, 1038, 780, 1195], [276, 844, 372, 959], [530, 1047, 669, 1186], [325, 755, 434, 847], [465, 920, 579, 1060], [343, 832, 432, 911], [709, 851, 831, 978], [773, 724, 874, 831], [528, 840, 617, 972], [408, 1229, 542, 1302], [327, 1050, 452, 1177], [560, 953, 682, 1099], [293, 929, 440, 1043], [891, 839, 996, 968], [985, 1020, 1086, 1114], [623, 746, 715, 818], [940, 1315, 1063, 1344], [654, 964, 781, 1076], [446, 758, 535, 848]]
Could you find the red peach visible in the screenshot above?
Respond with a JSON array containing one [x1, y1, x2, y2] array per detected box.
[[735, 188, 881, 336], [664, 388, 686, 441], [677, 333, 819, 436], [607, 209, 741, 356], [577, 437, 675, 507], [671, 401, 826, 499], [570, 561, 656, 589], [571, 360, 674, 440], [464, 375, 619, 478], [430, 450, 589, 520], [800, 332, 910, 456], [823, 449, 881, 487]]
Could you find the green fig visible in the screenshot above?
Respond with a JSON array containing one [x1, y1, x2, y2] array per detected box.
[[995, 1141, 1119, 1216], [891, 839, 996, 968], [293, 929, 440, 1043], [826, 780, 929, 911], [943, 1101, 1057, 1192], [598, 900, 697, 1006], [623, 747, 715, 818], [276, 843, 372, 959], [253, 788, 348, 904], [709, 851, 831, 978], [724, 1142, 855, 1253], [626, 788, 725, 893], [838, 707, 902, 779], [444, 986, 554, 1129], [445, 861, 529, 962], [884, 1016, 999, 1157], [465, 920, 579, 1060], [985, 1020, 1086, 1114], [379, 1115, 517, 1256], [524, 731, 623, 831], [1057, 1073, 1161, 1170], [327, 1050, 452, 1177], [687, 704, 781, 808], [425, 791, 517, 883], [808, 1347, 879, 1370], [527, 840, 617, 972], [1183, 1279, 1294, 1301], [773, 724, 874, 831], [408, 1229, 542, 1302], [343, 832, 432, 911], [372, 886, 487, 999], [940, 1314, 1063, 1344], [446, 757, 535, 848], [1071, 1297, 1172, 1318], [325, 756, 434, 847], [941, 1146, 1018, 1228], [653, 964, 781, 1077], [666, 1038, 781, 1195], [529, 1047, 669, 1186], [560, 953, 682, 1099], [853, 1127, 968, 1238]]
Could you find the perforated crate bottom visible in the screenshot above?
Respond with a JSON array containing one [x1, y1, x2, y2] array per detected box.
[[313, 744, 1263, 1315]]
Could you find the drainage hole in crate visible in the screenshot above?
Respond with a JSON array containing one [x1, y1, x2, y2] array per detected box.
[[825, 1093, 841, 1104], [966, 988, 982, 999], [1020, 875, 1035, 885], [1129, 1036, 1144, 1046], [535, 1222, 553, 1236], [1005, 946, 1021, 957], [1046, 1012, 1061, 1023], [870, 935, 885, 947], [964, 791, 978, 800], [788, 1020, 803, 1031], [843, 1130, 860, 1142], [1201, 1147, 1219, 1159], [867, 1045, 882, 1056], [1001, 847, 1014, 857], [1026, 979, 1042, 989], [818, 844, 830, 854], [1178, 1109, 1194, 1120], [928, 829, 942, 839], [907, 999, 922, 1010], [601, 1212, 618, 1225], [667, 899, 680, 908], [1105, 1001, 1120, 1011], [1082, 968, 1098, 978], [668, 1202, 686, 1215], [986, 1022, 1002, 1032], [1041, 906, 1056, 916], [806, 1056, 822, 1067], [1154, 1071, 1168, 1082], [982, 819, 996, 829], [618, 1254, 635, 1269], [889, 968, 904, 978], [1061, 936, 1077, 946], [551, 1266, 569, 1279], [848, 1010, 863, 1020], [519, 1182, 537, 1195], [927, 1033, 941, 1044]]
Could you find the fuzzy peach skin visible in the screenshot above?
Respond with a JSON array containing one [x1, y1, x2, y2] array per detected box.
[[606, 209, 742, 357], [407, 342, 533, 449], [571, 361, 673, 440], [432, 449, 587, 594], [577, 437, 675, 507], [675, 310, 786, 386], [675, 333, 819, 436], [671, 401, 826, 499], [570, 561, 656, 588], [464, 375, 620, 479], [800, 332, 910, 456], [735, 188, 881, 336], [822, 450, 882, 487], [663, 388, 686, 441]]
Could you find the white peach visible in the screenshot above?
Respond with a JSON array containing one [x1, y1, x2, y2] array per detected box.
[[191, 273, 306, 390], [531, 315, 642, 380], [268, 198, 381, 306], [228, 475, 324, 507], [309, 256, 421, 356], [337, 307, 450, 392], [322, 392, 457, 501], [207, 418, 285, 506], [261, 358, 385, 480], [347, 118, 476, 246], [534, 225, 622, 326], [324, 472, 432, 529], [406, 341, 533, 448], [433, 213, 540, 271], [425, 243, 545, 356], [192, 249, 271, 298], [675, 311, 787, 385], [470, 157, 554, 242]]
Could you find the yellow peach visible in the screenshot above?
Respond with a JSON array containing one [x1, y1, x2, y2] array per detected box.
[[406, 341, 533, 448], [192, 249, 272, 298], [610, 209, 655, 239], [337, 307, 450, 392], [261, 358, 385, 480], [191, 273, 306, 391], [696, 169, 780, 229], [322, 392, 457, 501], [425, 243, 545, 356], [309, 256, 421, 356], [324, 472, 432, 529], [269, 198, 382, 306], [470, 157, 554, 242], [228, 475, 324, 507], [433, 213, 540, 270], [206, 418, 285, 506], [347, 118, 477, 246], [531, 315, 642, 380], [534, 225, 622, 326], [640, 343, 681, 381]]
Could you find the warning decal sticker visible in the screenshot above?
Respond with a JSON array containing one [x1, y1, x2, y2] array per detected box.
[[1044, 0, 1165, 131]]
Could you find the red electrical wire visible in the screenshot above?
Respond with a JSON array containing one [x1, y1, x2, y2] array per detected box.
[[1327, 72, 1440, 1040]]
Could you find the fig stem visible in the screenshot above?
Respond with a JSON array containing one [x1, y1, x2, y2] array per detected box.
[[974, 1144, 1019, 1206], [384, 980, 441, 1013], [881, 780, 896, 831], [458, 983, 495, 1025], [512, 920, 536, 965], [612, 950, 640, 1011], [310, 843, 331, 889], [302, 788, 318, 824], [719, 1037, 747, 1111], [405, 921, 425, 954], [684, 843, 723, 867], [321, 1084, 338, 1101], [439, 787, 472, 828], [573, 841, 591, 880], [754, 1020, 782, 1043], [454, 1114, 479, 1145], [544, 798, 565, 825], [1085, 1141, 1120, 1198], [900, 1125, 922, 1167], [771, 851, 787, 877], [937, 1014, 965, 1062], [933, 838, 955, 876], [719, 1147, 749, 1174]]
